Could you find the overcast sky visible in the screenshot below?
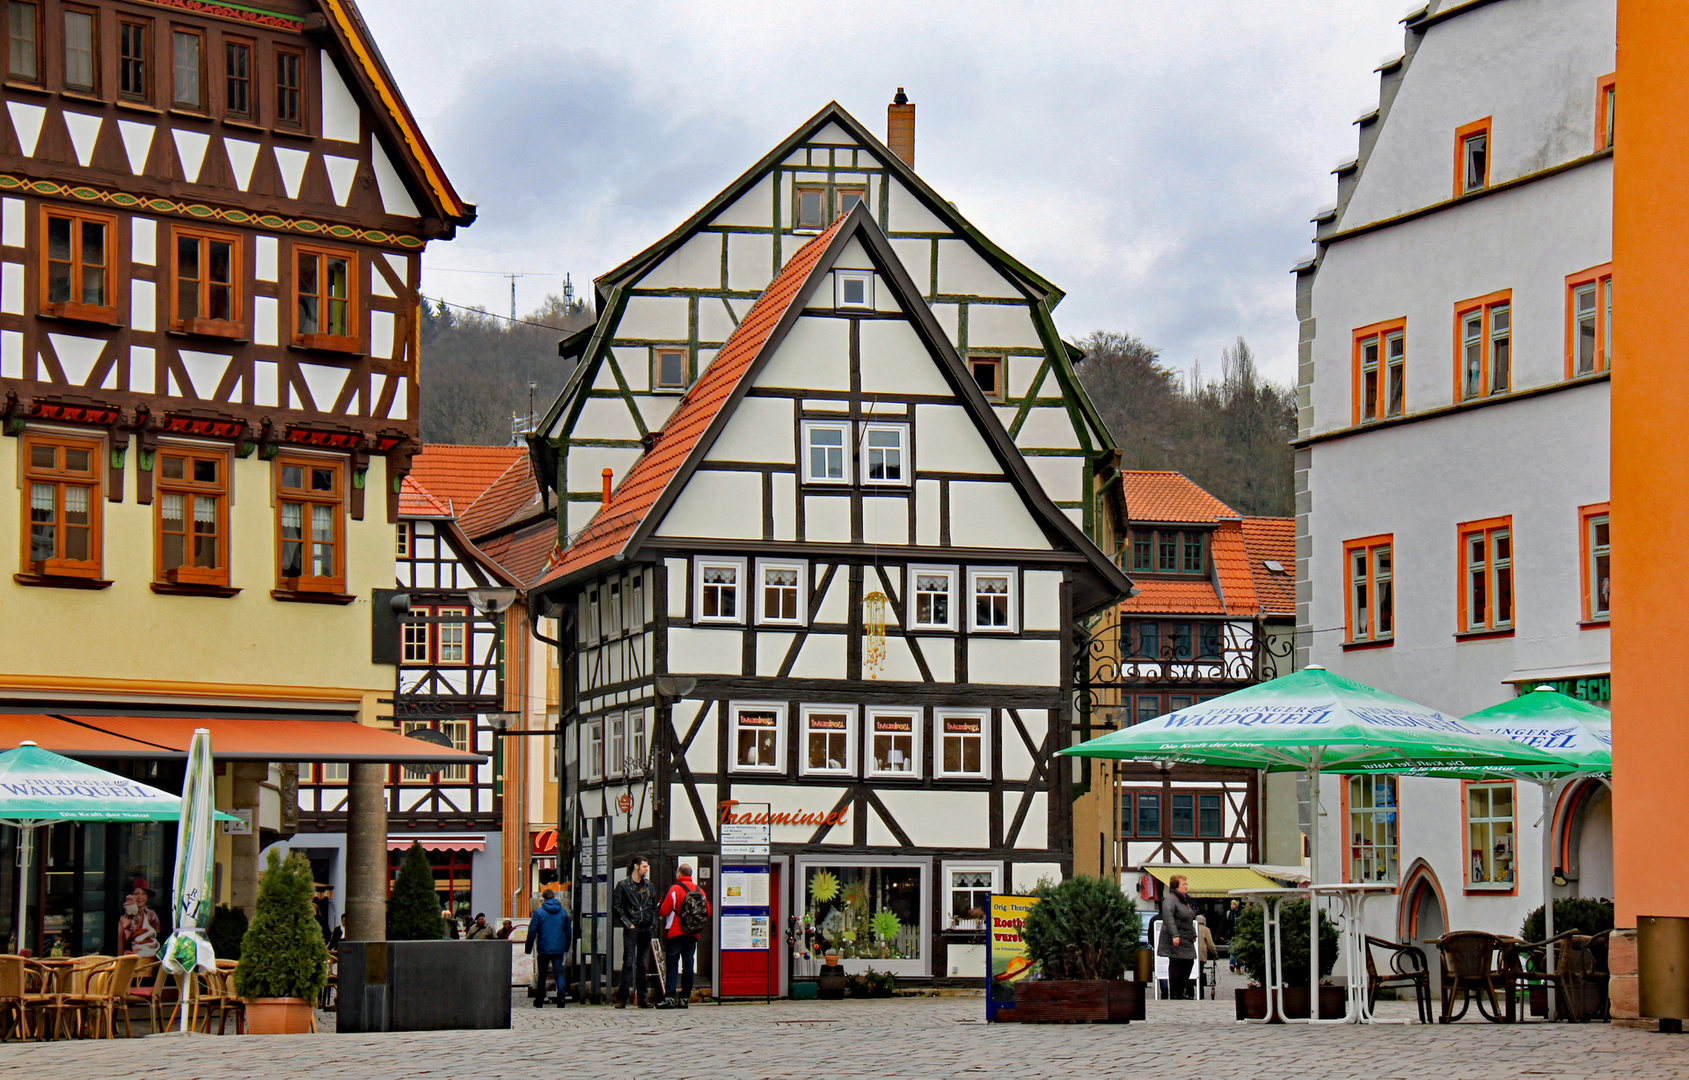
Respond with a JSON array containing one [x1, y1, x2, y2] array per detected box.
[[359, 0, 1410, 387]]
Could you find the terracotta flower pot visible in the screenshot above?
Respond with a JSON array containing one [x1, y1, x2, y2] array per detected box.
[[244, 996, 314, 1034]]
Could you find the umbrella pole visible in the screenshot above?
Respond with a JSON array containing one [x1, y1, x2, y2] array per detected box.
[[1540, 778, 1556, 1020], [13, 826, 25, 956], [1308, 753, 1322, 1021]]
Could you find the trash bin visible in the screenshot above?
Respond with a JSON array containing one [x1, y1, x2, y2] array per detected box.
[[1638, 916, 1689, 1020]]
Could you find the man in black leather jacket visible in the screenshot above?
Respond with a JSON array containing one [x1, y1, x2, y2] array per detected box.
[[612, 856, 656, 1007]]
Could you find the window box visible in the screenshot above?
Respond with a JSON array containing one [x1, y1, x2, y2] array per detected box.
[[867, 709, 920, 779], [42, 207, 119, 324], [164, 565, 225, 587], [966, 567, 1017, 633], [729, 702, 785, 774]]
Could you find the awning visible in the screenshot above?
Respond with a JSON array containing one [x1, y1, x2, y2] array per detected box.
[[1141, 865, 1285, 897], [0, 715, 485, 764], [387, 836, 485, 852], [1502, 663, 1610, 684]]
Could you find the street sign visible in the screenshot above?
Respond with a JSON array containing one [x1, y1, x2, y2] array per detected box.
[[721, 820, 770, 856]]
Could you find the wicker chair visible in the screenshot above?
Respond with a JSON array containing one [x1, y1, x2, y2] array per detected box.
[[57, 955, 139, 1039], [1437, 931, 1510, 1022], [1365, 936, 1431, 1023], [1506, 931, 1579, 1022], [196, 961, 245, 1035], [124, 959, 159, 1036], [1565, 930, 1611, 1021], [0, 956, 31, 1041]]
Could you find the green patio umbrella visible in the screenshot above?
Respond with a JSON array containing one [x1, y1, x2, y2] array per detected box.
[[161, 729, 219, 1030], [1059, 666, 1569, 1019], [0, 741, 233, 956]]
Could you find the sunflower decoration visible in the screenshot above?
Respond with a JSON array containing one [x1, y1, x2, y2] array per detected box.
[[809, 870, 841, 904], [872, 910, 903, 944]]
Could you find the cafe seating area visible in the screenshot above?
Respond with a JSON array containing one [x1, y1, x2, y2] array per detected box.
[[0, 954, 257, 1040]]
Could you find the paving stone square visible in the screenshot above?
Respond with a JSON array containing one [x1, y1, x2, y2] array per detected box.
[[5, 993, 1689, 1079]]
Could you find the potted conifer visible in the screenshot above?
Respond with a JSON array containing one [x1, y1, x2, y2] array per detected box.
[[387, 842, 445, 940], [1013, 876, 1144, 1022], [235, 850, 330, 1033]]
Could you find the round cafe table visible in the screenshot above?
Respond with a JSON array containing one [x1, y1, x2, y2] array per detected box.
[[1229, 886, 1310, 1024], [1306, 882, 1402, 1025]]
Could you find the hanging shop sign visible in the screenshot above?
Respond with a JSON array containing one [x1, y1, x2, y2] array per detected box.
[[986, 894, 1040, 1023], [1511, 675, 1610, 703]]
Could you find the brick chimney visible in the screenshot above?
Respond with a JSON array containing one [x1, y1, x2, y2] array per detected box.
[[887, 88, 915, 168], [601, 468, 613, 506]]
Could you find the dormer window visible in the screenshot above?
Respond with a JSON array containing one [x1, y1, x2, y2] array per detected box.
[[1129, 528, 1208, 575], [834, 271, 872, 311]]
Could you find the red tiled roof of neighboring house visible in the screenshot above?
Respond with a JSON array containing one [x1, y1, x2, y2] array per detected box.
[[397, 476, 451, 518], [537, 218, 847, 587], [1120, 580, 1226, 616], [460, 455, 541, 541], [406, 445, 526, 514], [1241, 516, 1296, 616], [1119, 519, 1260, 617], [478, 520, 559, 587], [1120, 471, 1237, 525], [1211, 519, 1259, 615]]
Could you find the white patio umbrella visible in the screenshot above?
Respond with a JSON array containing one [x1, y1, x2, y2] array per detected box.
[[161, 729, 219, 1031], [1060, 666, 1569, 1020]]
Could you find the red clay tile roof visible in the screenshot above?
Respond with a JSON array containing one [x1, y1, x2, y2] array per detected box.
[[407, 445, 526, 514], [1120, 580, 1226, 615], [1241, 516, 1296, 616], [537, 218, 847, 587], [460, 456, 540, 541], [398, 476, 451, 518], [478, 520, 560, 587], [1121, 471, 1238, 524], [1211, 519, 1258, 616]]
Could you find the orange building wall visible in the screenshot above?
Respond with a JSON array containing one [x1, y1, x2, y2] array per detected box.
[[1610, 0, 1689, 929]]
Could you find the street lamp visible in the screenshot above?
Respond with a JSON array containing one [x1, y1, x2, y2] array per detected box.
[[483, 711, 519, 733], [465, 588, 518, 616]]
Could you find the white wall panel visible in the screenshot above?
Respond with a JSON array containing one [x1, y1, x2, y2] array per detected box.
[[936, 239, 1021, 299], [858, 319, 951, 396], [886, 180, 948, 234], [758, 316, 849, 390], [698, 297, 736, 344], [966, 302, 1041, 349], [665, 559, 688, 618], [948, 481, 1049, 549], [814, 571, 848, 625], [706, 396, 794, 463], [659, 471, 764, 538], [619, 294, 690, 341], [771, 472, 797, 541], [1015, 794, 1049, 850], [968, 638, 1060, 686], [862, 497, 908, 545], [914, 404, 1000, 475], [789, 632, 846, 679], [727, 232, 774, 293], [804, 495, 851, 543], [1023, 570, 1064, 631], [574, 397, 645, 442], [756, 631, 794, 676], [1015, 407, 1083, 450], [667, 627, 743, 674], [915, 479, 941, 545], [880, 790, 988, 849], [914, 637, 953, 682], [566, 445, 641, 497], [713, 177, 774, 227], [641, 234, 722, 290], [891, 237, 933, 296], [1025, 456, 1083, 504]]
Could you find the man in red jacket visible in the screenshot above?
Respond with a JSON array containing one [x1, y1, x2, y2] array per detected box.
[[655, 863, 709, 1008]]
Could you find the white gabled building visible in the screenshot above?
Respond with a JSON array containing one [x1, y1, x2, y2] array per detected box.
[[530, 206, 1130, 997], [1295, 0, 1614, 945]]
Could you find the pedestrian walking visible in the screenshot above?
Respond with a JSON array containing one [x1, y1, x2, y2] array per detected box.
[[1158, 874, 1198, 1000], [1195, 914, 1219, 999], [613, 856, 657, 1008], [1226, 899, 1241, 972], [525, 888, 573, 1008], [442, 908, 461, 939], [466, 913, 495, 940], [655, 862, 710, 1009]]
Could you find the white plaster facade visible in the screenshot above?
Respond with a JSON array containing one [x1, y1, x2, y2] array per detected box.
[[1296, 0, 1614, 944]]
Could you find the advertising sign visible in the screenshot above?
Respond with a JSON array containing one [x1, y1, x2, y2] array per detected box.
[[986, 894, 1040, 1022]]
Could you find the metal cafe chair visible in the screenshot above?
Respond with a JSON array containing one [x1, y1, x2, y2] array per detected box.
[[1437, 931, 1510, 1023], [1365, 936, 1431, 1024]]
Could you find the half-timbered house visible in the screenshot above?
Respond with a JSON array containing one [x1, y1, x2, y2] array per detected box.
[[531, 206, 1131, 995], [0, 0, 474, 951]]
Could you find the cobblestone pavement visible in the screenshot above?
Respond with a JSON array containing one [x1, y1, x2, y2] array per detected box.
[[5, 993, 1689, 1079]]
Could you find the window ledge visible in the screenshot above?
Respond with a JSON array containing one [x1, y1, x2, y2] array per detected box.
[[167, 107, 210, 122], [271, 589, 357, 605], [1464, 885, 1517, 895], [221, 117, 264, 134], [4, 80, 49, 97], [14, 572, 113, 590], [290, 337, 364, 357], [152, 581, 240, 598], [114, 99, 161, 115], [1341, 638, 1394, 652], [39, 305, 121, 327], [1578, 619, 1610, 631], [1454, 628, 1515, 642], [167, 322, 249, 343]]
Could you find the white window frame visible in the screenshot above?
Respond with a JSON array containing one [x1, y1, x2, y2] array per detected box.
[[582, 716, 603, 783], [755, 558, 807, 627], [801, 420, 851, 485], [401, 605, 431, 663], [908, 565, 958, 632], [941, 860, 1001, 932], [860, 422, 910, 487], [966, 566, 1018, 633], [934, 709, 990, 780], [729, 701, 786, 775], [800, 704, 857, 778], [692, 556, 746, 624], [866, 708, 922, 780], [834, 270, 873, 311], [607, 711, 627, 779]]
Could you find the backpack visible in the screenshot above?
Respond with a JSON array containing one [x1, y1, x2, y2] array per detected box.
[[677, 882, 709, 936]]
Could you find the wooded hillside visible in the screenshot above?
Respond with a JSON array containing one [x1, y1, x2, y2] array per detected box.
[[1074, 331, 1296, 518]]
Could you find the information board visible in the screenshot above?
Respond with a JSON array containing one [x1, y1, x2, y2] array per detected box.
[[986, 894, 1040, 1022]]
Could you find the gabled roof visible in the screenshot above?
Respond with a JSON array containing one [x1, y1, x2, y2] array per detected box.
[[1121, 471, 1239, 526], [320, 1, 475, 230], [478, 520, 561, 588], [397, 476, 451, 518], [406, 445, 526, 514], [540, 217, 848, 585], [1241, 517, 1296, 617], [535, 204, 1132, 616], [460, 456, 541, 540]]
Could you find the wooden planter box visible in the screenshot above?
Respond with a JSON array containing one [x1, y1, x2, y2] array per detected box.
[[1002, 980, 1144, 1023], [1235, 985, 1347, 1021]]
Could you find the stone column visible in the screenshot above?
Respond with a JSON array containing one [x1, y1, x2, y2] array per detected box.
[[346, 763, 389, 942], [229, 762, 266, 916]]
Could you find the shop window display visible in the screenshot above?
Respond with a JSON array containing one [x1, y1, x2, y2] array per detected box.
[[802, 865, 922, 962]]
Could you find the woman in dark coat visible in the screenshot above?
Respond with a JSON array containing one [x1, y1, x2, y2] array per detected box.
[[1158, 874, 1198, 999]]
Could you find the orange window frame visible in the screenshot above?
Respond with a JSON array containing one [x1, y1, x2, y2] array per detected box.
[[1455, 117, 1491, 195], [1350, 318, 1406, 424], [223, 36, 253, 120], [1596, 73, 1616, 151], [274, 455, 345, 593], [1341, 534, 1393, 645], [793, 185, 826, 229], [1460, 778, 1520, 895], [1452, 290, 1512, 401], [20, 431, 103, 579], [1457, 515, 1513, 635], [40, 206, 119, 324], [1341, 774, 1399, 884], [291, 242, 359, 352], [1565, 263, 1613, 378], [154, 445, 230, 587], [1579, 501, 1610, 626], [170, 224, 243, 337], [969, 355, 1005, 402]]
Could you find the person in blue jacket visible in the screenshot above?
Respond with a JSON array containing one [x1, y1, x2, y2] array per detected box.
[[525, 888, 574, 1007]]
